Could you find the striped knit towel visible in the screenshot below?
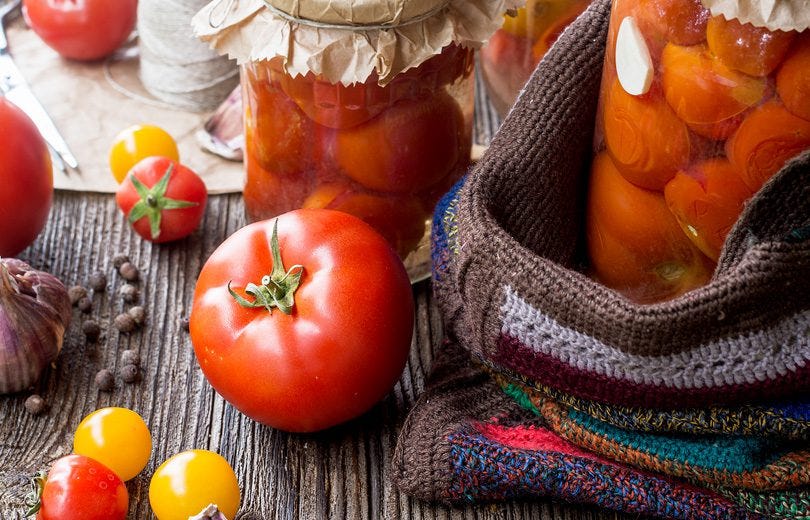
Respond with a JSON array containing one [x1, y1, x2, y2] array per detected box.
[[492, 373, 810, 440], [393, 341, 770, 519], [496, 378, 810, 491], [432, 0, 810, 411]]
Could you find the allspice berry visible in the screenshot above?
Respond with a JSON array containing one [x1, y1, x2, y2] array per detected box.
[[24, 394, 46, 416], [179, 316, 190, 332], [68, 285, 88, 305], [114, 313, 136, 333], [77, 296, 92, 313], [119, 284, 139, 304], [82, 320, 101, 341], [112, 254, 130, 269], [88, 271, 107, 292], [121, 364, 140, 384], [121, 349, 140, 367], [128, 306, 146, 326], [94, 369, 115, 392], [118, 262, 140, 282]]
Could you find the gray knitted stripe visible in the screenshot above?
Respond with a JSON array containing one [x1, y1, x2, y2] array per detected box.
[[500, 285, 810, 390]]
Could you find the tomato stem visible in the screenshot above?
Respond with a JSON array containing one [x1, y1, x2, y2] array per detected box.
[[24, 471, 46, 517], [228, 219, 304, 315], [127, 163, 199, 240]]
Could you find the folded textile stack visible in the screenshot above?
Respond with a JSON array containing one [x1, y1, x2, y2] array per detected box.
[[392, 0, 810, 517]]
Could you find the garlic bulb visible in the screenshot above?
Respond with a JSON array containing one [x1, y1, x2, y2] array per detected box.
[[0, 259, 71, 394]]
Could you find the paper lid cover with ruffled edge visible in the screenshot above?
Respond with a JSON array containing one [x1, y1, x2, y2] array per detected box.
[[192, 0, 523, 85], [701, 0, 809, 32]]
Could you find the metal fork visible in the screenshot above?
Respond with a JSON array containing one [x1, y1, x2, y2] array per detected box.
[[0, 0, 80, 175]]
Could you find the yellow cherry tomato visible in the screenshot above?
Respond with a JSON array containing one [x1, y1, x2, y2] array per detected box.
[[109, 124, 179, 183], [149, 449, 240, 520], [73, 407, 152, 482]]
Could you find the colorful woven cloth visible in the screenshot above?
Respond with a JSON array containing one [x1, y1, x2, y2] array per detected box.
[[393, 341, 761, 519], [719, 487, 810, 519], [492, 373, 810, 440], [496, 380, 810, 491]]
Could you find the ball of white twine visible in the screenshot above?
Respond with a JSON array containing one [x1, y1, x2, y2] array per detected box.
[[138, 0, 239, 112]]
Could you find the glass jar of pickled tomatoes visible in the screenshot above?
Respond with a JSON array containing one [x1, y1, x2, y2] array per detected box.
[[586, 0, 810, 303], [480, 0, 591, 116], [193, 0, 509, 281], [242, 46, 474, 280]]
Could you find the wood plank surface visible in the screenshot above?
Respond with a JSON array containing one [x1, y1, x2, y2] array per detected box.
[[0, 191, 628, 520], [0, 71, 631, 520]]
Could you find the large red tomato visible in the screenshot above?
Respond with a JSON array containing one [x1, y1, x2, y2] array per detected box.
[[23, 0, 137, 61], [0, 99, 52, 257], [30, 455, 128, 520], [190, 209, 414, 432]]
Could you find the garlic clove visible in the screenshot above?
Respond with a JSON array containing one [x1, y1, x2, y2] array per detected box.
[[616, 16, 654, 96], [0, 259, 71, 395]]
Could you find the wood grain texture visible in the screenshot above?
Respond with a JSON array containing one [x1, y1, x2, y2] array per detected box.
[[0, 69, 630, 519], [0, 192, 630, 520]]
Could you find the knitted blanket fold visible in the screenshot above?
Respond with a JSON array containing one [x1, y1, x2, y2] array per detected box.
[[430, 0, 810, 410], [392, 341, 771, 519]]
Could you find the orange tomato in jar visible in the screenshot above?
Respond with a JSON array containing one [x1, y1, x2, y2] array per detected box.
[[333, 91, 465, 194], [664, 159, 753, 261], [303, 183, 427, 258], [661, 43, 767, 140], [726, 101, 810, 193], [602, 79, 690, 190], [586, 153, 713, 303], [706, 16, 796, 77], [776, 34, 810, 122], [635, 0, 710, 46], [243, 153, 313, 223]]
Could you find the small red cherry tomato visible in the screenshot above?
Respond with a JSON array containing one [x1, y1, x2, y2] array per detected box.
[[116, 157, 208, 243], [28, 454, 128, 520]]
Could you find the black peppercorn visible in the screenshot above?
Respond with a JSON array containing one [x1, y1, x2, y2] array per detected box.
[[68, 285, 88, 305], [118, 262, 139, 282], [128, 306, 146, 325], [121, 349, 140, 367], [24, 394, 46, 415], [88, 271, 107, 292], [118, 284, 139, 304], [112, 254, 130, 269], [94, 369, 115, 392], [77, 296, 92, 313], [82, 320, 101, 341], [120, 364, 140, 384], [114, 313, 136, 333]]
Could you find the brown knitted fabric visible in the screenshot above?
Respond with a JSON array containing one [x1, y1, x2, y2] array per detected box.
[[432, 0, 810, 408]]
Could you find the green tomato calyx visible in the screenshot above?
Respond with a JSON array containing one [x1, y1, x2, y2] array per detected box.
[[228, 219, 304, 315], [24, 471, 46, 517], [128, 163, 199, 240]]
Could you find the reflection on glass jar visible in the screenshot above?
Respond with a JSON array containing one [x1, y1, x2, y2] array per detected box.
[[241, 45, 475, 280], [587, 0, 809, 303], [480, 0, 591, 116]]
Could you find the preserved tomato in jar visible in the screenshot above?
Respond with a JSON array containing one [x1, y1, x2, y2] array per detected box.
[[587, 0, 810, 303], [480, 0, 591, 116], [242, 47, 475, 273], [194, 0, 508, 280]]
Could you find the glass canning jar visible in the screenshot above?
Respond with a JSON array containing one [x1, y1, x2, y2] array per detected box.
[[586, 0, 809, 303], [479, 0, 591, 116], [241, 45, 475, 280]]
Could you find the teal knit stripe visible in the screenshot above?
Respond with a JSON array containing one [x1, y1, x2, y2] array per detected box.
[[720, 486, 810, 519], [566, 408, 786, 473]]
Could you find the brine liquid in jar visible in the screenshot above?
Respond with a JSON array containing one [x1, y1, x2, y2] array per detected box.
[[587, 0, 810, 303], [480, 0, 591, 117], [242, 45, 475, 281]]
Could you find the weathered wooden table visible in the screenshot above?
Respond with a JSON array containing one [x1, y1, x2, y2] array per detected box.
[[0, 81, 631, 520]]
